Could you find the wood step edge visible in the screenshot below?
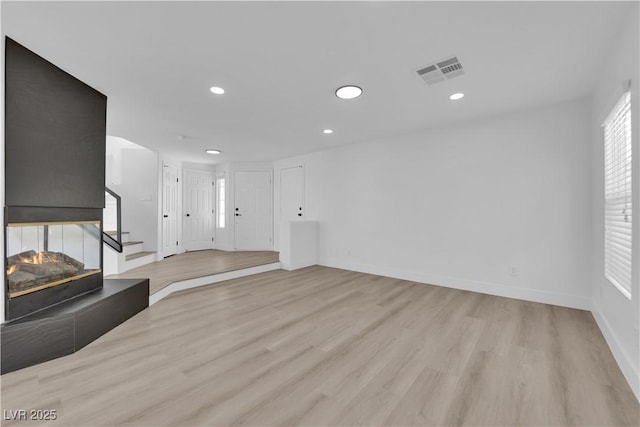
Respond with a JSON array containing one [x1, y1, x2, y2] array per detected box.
[[125, 251, 156, 262]]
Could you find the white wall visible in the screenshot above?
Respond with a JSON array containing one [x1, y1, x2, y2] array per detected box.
[[1, 32, 6, 322], [182, 161, 215, 174], [275, 98, 593, 310], [106, 136, 159, 253], [590, 6, 640, 399]]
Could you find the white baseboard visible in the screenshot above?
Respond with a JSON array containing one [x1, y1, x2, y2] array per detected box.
[[149, 262, 281, 305], [592, 304, 640, 401], [321, 258, 592, 310], [281, 257, 318, 271]]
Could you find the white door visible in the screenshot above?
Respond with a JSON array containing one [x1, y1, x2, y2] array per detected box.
[[281, 165, 304, 221], [183, 169, 214, 251], [234, 170, 273, 250], [162, 164, 179, 257]]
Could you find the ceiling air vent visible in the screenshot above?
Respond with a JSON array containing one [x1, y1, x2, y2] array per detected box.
[[417, 56, 464, 85]]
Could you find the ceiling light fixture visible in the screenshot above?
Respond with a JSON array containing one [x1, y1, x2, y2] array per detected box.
[[449, 92, 464, 100], [209, 86, 225, 95], [335, 85, 363, 100], [205, 149, 221, 154], [323, 129, 333, 134]]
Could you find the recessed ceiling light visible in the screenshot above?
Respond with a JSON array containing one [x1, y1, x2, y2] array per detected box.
[[209, 86, 225, 95], [449, 92, 464, 100], [335, 85, 363, 100], [205, 149, 221, 154], [323, 129, 333, 134]]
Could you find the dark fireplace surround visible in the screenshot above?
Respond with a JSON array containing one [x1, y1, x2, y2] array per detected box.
[[2, 38, 149, 375], [4, 37, 107, 320]]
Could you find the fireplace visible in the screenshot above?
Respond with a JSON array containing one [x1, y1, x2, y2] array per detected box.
[[1, 38, 147, 375], [6, 220, 101, 298], [4, 37, 107, 321], [4, 208, 104, 320]]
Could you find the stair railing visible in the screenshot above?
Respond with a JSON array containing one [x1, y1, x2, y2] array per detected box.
[[103, 187, 123, 253]]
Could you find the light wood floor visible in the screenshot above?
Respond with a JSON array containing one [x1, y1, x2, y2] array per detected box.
[[107, 249, 279, 295], [2, 266, 638, 426]]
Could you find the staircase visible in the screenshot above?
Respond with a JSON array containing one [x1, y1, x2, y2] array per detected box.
[[103, 188, 157, 274], [106, 231, 156, 271]]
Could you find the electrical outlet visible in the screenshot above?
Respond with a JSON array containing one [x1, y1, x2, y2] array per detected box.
[[509, 265, 518, 276]]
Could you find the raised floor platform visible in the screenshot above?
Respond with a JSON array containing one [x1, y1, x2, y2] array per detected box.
[[107, 249, 280, 295], [1, 279, 149, 374]]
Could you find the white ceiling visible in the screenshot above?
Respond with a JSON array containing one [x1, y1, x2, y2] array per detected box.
[[1, 1, 633, 164]]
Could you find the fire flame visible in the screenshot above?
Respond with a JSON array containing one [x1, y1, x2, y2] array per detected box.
[[30, 252, 43, 264], [7, 251, 46, 275], [17, 252, 45, 265]]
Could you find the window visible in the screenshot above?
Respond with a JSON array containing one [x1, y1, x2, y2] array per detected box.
[[604, 91, 632, 299], [216, 177, 226, 229]]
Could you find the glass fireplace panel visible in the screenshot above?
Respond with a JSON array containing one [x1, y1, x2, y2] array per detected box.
[[6, 220, 101, 298]]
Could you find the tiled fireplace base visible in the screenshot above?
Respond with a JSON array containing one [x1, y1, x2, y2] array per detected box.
[[1, 278, 149, 374]]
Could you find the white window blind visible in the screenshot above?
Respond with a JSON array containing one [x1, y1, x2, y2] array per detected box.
[[604, 91, 632, 299]]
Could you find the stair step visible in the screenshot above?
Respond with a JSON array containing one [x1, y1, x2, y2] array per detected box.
[[123, 241, 144, 256], [125, 251, 155, 262], [105, 231, 130, 243]]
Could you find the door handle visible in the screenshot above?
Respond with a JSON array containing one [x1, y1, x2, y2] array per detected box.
[[235, 213, 241, 216], [163, 215, 168, 218], [186, 213, 190, 217], [298, 213, 302, 217]]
